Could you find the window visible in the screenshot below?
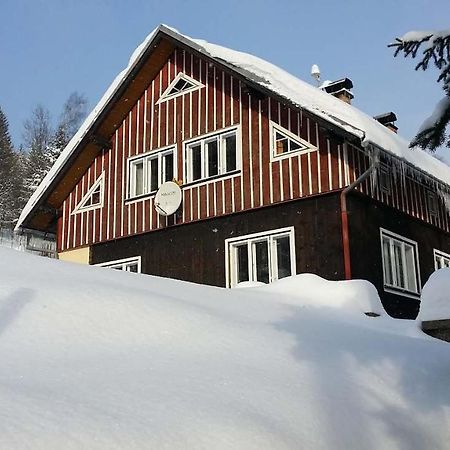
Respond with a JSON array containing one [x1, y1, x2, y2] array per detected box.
[[72, 173, 104, 214], [427, 191, 439, 218], [226, 227, 296, 287], [95, 256, 141, 273], [434, 249, 450, 270], [128, 147, 175, 199], [270, 121, 311, 159], [157, 73, 203, 104], [185, 127, 239, 183], [380, 229, 420, 296], [379, 163, 391, 194]]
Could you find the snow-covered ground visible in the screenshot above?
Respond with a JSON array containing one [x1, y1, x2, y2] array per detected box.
[[0, 248, 449, 449]]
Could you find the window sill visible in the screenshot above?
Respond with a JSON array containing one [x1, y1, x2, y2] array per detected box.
[[124, 192, 157, 204], [183, 170, 241, 188], [71, 204, 103, 215], [384, 286, 421, 299], [270, 148, 315, 162]]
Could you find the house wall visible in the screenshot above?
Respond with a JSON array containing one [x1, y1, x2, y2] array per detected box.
[[348, 192, 450, 319], [56, 46, 353, 253], [55, 43, 450, 320], [90, 193, 345, 286], [57, 44, 450, 256], [58, 247, 90, 264]]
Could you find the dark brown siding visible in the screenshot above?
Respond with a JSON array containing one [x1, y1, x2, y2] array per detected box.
[[348, 192, 450, 319], [91, 193, 345, 286]]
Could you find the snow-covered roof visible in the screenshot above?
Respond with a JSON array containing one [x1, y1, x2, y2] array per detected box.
[[16, 24, 450, 231], [190, 33, 450, 184]]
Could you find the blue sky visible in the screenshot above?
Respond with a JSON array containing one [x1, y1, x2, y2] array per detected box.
[[1, 0, 449, 160]]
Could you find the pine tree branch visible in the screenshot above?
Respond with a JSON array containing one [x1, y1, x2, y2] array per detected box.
[[389, 30, 450, 151]]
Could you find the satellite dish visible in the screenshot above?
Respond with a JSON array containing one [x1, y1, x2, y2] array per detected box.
[[311, 64, 321, 85], [154, 181, 182, 216]]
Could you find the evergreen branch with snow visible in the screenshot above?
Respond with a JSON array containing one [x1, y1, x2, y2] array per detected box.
[[389, 30, 450, 151]]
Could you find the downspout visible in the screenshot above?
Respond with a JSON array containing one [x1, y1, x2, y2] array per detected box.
[[341, 140, 379, 280]]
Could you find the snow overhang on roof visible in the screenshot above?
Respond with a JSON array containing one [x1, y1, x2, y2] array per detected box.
[[16, 24, 450, 233]]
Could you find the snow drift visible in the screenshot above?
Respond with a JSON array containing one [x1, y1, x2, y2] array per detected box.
[[418, 267, 450, 322], [0, 248, 450, 449]]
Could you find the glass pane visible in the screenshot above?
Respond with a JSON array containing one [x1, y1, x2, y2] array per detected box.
[[435, 255, 442, 270], [169, 79, 191, 95], [134, 161, 144, 196], [289, 140, 302, 151], [127, 263, 138, 273], [428, 194, 438, 215], [84, 196, 92, 207], [91, 191, 100, 205], [275, 236, 291, 279], [174, 79, 186, 91], [235, 244, 249, 284], [404, 245, 417, 292], [393, 241, 405, 288], [164, 152, 174, 182], [191, 145, 202, 181], [225, 134, 236, 172], [275, 136, 288, 154], [382, 237, 393, 285], [254, 240, 270, 284], [380, 170, 390, 192], [149, 158, 159, 192], [207, 139, 218, 176]]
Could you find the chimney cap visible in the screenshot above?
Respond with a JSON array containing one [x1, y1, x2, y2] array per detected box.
[[322, 78, 353, 94], [374, 112, 397, 125]]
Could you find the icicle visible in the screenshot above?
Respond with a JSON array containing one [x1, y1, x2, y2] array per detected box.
[[437, 186, 450, 214], [369, 146, 380, 195]]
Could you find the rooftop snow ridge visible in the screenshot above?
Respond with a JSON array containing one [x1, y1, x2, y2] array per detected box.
[[15, 24, 450, 231]]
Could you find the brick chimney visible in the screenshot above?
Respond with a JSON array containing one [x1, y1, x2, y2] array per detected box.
[[374, 112, 398, 133], [322, 78, 354, 104]]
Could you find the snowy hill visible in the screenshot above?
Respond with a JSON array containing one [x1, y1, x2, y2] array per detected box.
[[0, 248, 449, 449]]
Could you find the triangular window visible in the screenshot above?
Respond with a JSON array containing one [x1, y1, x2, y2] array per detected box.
[[157, 73, 203, 104], [72, 173, 104, 214], [270, 122, 312, 158]]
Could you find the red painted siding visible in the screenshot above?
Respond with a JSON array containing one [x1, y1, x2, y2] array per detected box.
[[58, 47, 450, 252]]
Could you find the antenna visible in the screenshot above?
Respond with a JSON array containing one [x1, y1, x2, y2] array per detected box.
[[311, 64, 321, 86]]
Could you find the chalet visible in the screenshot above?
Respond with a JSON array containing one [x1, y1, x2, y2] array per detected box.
[[16, 25, 450, 319]]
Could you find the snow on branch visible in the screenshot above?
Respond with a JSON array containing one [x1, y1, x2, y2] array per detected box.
[[389, 29, 450, 151], [389, 30, 450, 89]]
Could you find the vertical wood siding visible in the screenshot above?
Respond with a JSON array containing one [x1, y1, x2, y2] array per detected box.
[[57, 47, 450, 252]]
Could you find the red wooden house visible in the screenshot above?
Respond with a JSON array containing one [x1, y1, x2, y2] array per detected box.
[[17, 25, 450, 318]]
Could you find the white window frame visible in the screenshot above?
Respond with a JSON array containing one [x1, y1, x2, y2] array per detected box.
[[72, 173, 105, 214], [379, 163, 391, 195], [225, 226, 296, 288], [434, 249, 450, 270], [426, 190, 439, 219], [95, 256, 141, 273], [156, 72, 204, 105], [184, 125, 241, 184], [380, 228, 421, 298], [127, 146, 176, 199], [269, 121, 314, 161]]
